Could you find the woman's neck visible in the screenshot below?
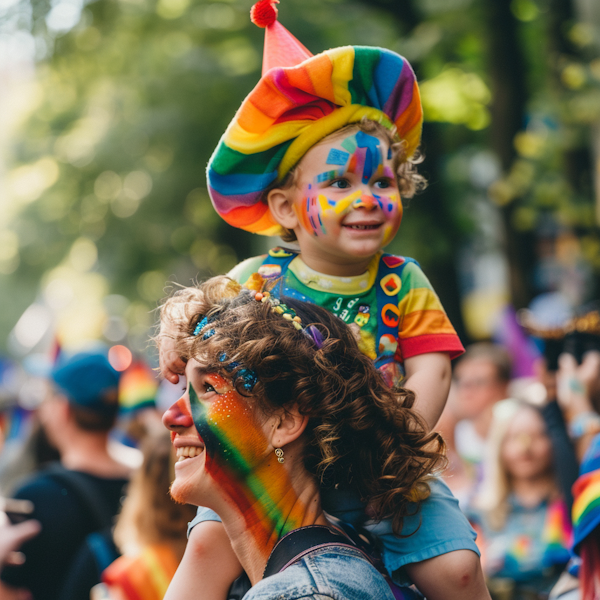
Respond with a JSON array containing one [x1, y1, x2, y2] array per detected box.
[[511, 473, 556, 508], [215, 467, 328, 584]]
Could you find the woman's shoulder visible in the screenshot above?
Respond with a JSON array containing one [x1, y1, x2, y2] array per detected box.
[[244, 546, 395, 600]]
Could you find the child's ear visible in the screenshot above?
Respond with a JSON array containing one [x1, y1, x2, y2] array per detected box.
[[267, 188, 300, 231]]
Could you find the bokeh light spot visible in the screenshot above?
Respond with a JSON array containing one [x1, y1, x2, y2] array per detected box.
[[109, 345, 133, 371]]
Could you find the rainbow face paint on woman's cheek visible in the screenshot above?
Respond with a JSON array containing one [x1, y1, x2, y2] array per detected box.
[[188, 375, 307, 550], [189, 375, 268, 476]]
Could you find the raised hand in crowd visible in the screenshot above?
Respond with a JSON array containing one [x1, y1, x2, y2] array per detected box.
[[557, 351, 600, 460]]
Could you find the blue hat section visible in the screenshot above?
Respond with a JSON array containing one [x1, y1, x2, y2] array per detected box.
[[51, 351, 121, 415]]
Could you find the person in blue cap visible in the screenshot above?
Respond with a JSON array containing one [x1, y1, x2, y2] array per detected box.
[[0, 350, 134, 600]]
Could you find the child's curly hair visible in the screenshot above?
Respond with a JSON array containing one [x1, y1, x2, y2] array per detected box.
[[159, 276, 445, 535], [267, 118, 427, 243]]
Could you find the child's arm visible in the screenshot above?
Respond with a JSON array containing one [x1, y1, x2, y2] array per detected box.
[[405, 550, 491, 600], [163, 521, 242, 600], [403, 352, 452, 431]]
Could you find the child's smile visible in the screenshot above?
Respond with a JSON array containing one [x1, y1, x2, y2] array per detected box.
[[289, 130, 402, 275]]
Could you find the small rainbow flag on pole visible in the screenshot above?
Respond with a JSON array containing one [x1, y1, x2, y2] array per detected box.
[[118, 360, 159, 413]]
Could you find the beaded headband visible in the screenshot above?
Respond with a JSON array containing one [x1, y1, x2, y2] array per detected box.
[[190, 291, 325, 393], [253, 291, 325, 349]]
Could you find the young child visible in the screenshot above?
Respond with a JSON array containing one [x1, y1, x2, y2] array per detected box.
[[159, 2, 489, 599]]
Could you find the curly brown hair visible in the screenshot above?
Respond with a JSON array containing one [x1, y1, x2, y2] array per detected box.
[[267, 118, 427, 243], [159, 276, 445, 535]]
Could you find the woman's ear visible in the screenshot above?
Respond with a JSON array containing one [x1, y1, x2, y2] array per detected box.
[[271, 406, 309, 449], [267, 188, 300, 231]]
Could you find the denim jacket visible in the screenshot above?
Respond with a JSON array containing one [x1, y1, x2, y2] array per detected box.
[[243, 545, 396, 600]]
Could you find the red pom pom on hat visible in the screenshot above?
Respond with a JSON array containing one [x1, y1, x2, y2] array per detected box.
[[251, 0, 279, 28], [250, 0, 313, 75]]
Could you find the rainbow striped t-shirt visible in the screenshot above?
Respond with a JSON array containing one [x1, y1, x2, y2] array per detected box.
[[229, 250, 463, 375]]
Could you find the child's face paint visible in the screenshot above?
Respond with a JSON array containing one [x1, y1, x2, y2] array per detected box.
[[165, 359, 308, 557], [290, 130, 402, 266]]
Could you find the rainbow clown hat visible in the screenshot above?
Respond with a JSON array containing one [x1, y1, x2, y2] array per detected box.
[[206, 0, 423, 237]]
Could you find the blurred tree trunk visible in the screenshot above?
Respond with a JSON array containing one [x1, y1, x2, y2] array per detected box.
[[547, 0, 597, 226], [483, 0, 535, 310]]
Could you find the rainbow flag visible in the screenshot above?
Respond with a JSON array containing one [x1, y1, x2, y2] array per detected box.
[[542, 498, 573, 565], [572, 434, 600, 553], [102, 544, 179, 600], [118, 360, 158, 413]]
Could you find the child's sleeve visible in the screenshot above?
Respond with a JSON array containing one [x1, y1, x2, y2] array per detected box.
[[227, 255, 266, 285], [396, 262, 464, 360]]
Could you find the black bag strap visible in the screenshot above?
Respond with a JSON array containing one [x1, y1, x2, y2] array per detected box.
[[44, 463, 115, 531], [263, 525, 360, 578], [227, 525, 359, 600]]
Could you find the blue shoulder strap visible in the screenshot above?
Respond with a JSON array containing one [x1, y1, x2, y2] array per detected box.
[[374, 254, 418, 369], [259, 247, 299, 298]]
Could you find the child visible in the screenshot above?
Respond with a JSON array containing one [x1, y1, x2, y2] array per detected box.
[[159, 2, 489, 599]]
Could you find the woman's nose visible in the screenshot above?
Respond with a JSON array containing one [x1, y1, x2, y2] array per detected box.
[[352, 193, 377, 210], [162, 397, 194, 430]]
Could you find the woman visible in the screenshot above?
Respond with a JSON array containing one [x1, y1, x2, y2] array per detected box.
[[61, 431, 196, 600], [160, 276, 445, 599], [99, 431, 197, 600], [469, 400, 572, 599]]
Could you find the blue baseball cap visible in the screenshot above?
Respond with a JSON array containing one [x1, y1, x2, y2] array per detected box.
[[50, 351, 121, 415]]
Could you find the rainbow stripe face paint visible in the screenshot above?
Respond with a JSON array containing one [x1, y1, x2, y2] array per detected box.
[[294, 132, 402, 246], [187, 374, 306, 556]]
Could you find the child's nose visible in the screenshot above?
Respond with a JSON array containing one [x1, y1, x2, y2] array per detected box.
[[352, 193, 377, 210], [163, 397, 194, 430]]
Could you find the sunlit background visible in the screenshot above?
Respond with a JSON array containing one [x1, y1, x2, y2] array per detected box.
[[1, 0, 599, 385]]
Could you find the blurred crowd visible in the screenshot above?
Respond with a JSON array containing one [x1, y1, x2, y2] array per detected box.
[[438, 307, 600, 600], [0, 306, 599, 600]]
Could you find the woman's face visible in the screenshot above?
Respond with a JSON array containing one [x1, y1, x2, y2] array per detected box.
[[162, 357, 275, 507], [500, 407, 553, 482]]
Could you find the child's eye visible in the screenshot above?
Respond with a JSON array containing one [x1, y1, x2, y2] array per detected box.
[[203, 382, 217, 394], [331, 179, 351, 189], [374, 179, 392, 189]]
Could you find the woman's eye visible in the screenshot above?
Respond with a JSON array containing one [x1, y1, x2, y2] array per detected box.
[[331, 179, 351, 189], [204, 382, 216, 394]]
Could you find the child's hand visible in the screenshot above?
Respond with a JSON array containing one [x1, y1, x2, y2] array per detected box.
[[158, 321, 187, 384]]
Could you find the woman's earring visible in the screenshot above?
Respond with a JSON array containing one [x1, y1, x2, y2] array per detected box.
[[275, 448, 284, 464]]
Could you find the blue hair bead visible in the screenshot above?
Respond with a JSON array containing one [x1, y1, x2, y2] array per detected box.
[[193, 316, 209, 336], [237, 368, 258, 392]]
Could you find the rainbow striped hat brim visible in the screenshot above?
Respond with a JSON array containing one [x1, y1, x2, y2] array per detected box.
[[572, 434, 600, 554], [207, 44, 422, 237]]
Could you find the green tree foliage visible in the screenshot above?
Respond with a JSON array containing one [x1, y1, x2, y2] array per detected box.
[[1, 0, 599, 353]]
